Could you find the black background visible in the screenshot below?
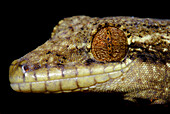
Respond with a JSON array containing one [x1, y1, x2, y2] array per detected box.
[[4, 1, 169, 113]]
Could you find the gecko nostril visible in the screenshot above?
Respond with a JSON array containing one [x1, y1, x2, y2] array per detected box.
[[22, 64, 30, 73]]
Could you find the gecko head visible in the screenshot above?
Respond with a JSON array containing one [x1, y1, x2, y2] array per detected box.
[[9, 16, 132, 93], [9, 16, 168, 96]]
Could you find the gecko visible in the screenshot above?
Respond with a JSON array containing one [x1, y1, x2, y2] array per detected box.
[[9, 16, 170, 104]]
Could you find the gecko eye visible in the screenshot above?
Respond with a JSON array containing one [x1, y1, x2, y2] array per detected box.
[[91, 27, 128, 62]]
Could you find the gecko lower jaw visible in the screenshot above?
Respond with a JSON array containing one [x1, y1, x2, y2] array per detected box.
[[9, 58, 133, 93]]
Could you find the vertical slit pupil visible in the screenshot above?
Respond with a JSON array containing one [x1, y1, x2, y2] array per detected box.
[[107, 37, 110, 41], [108, 44, 111, 48]]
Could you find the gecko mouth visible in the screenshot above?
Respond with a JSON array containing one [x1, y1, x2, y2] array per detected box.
[[9, 57, 133, 93]]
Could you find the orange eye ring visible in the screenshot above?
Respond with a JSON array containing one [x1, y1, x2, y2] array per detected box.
[[91, 27, 128, 62]]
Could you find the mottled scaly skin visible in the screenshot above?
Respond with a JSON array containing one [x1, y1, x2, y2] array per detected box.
[[9, 16, 170, 104]]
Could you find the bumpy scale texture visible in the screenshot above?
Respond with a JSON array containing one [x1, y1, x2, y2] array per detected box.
[[9, 16, 170, 104]]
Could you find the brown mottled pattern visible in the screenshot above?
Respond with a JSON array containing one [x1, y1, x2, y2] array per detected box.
[[9, 16, 169, 104]]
